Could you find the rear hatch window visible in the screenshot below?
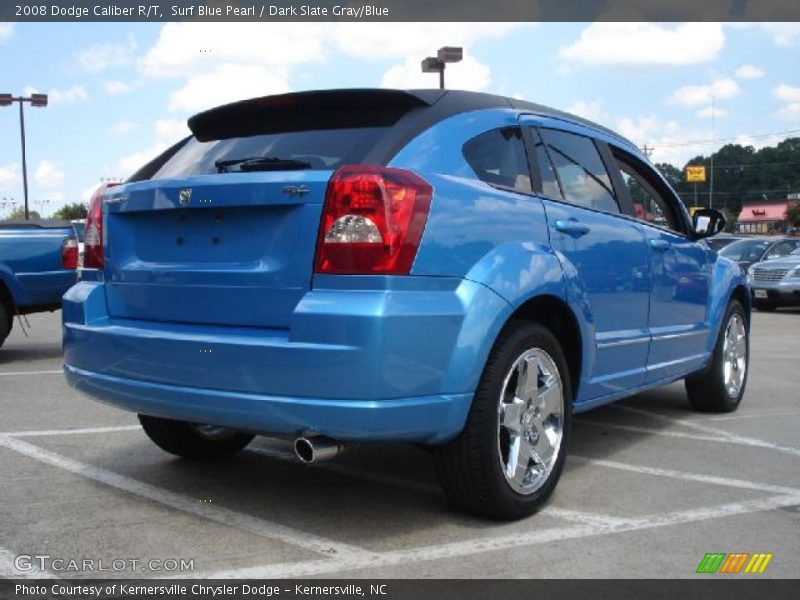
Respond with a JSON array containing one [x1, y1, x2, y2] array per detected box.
[[104, 90, 432, 330]]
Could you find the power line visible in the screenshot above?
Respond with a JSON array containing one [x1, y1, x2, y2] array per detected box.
[[649, 128, 800, 148]]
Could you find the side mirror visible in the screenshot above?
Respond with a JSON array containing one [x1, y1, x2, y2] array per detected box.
[[692, 208, 726, 239]]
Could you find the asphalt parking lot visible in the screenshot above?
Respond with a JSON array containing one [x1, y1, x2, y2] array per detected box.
[[1, 309, 798, 579]]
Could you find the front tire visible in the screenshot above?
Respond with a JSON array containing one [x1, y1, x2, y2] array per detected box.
[[434, 322, 572, 520], [685, 299, 749, 413], [139, 415, 254, 459]]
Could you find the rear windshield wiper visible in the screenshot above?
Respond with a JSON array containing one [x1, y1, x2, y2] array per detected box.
[[214, 156, 312, 173]]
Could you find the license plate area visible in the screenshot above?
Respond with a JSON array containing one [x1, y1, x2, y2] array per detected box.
[[754, 289, 768, 299]]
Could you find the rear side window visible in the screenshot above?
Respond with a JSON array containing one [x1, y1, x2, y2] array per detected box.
[[540, 129, 619, 213], [463, 127, 532, 193], [528, 128, 562, 199], [151, 127, 389, 179]]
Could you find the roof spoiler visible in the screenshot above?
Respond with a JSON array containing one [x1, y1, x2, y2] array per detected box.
[[188, 89, 446, 142]]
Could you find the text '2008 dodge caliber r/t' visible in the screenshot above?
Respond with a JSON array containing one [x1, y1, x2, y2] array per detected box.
[[63, 89, 750, 519]]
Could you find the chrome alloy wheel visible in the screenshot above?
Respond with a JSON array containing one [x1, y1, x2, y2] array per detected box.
[[722, 313, 747, 398], [189, 423, 239, 441], [497, 348, 564, 495]]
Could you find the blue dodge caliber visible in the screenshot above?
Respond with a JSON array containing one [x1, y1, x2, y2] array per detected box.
[[63, 90, 749, 519]]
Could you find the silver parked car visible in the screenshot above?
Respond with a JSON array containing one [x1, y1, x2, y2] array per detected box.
[[747, 247, 800, 311]]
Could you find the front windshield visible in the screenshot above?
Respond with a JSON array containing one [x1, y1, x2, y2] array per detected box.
[[719, 239, 770, 261]]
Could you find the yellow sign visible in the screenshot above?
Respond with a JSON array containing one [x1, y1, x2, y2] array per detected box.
[[686, 165, 707, 183]]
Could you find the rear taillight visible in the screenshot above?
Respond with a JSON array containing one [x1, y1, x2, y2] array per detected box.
[[61, 238, 78, 270], [314, 165, 432, 275], [84, 183, 118, 268]]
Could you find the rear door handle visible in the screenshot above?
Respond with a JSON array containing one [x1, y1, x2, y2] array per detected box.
[[649, 239, 671, 251], [553, 219, 590, 239]]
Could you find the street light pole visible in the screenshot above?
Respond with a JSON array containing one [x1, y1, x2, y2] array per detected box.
[[0, 93, 49, 220], [421, 47, 463, 90], [19, 99, 30, 220]]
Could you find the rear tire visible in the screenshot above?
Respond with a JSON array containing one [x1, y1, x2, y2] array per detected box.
[[139, 415, 254, 460], [434, 321, 572, 520], [0, 300, 12, 349], [685, 300, 749, 413], [753, 301, 776, 312]]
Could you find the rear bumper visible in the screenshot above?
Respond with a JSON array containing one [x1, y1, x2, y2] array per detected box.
[[64, 364, 471, 443], [63, 276, 509, 443]]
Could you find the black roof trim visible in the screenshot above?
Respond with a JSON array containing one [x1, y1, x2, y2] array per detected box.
[[0, 220, 72, 229], [188, 89, 445, 142], [184, 88, 638, 158]]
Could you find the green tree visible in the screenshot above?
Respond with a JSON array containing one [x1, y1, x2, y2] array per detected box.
[[787, 203, 800, 228], [4, 207, 41, 220], [53, 202, 88, 220]]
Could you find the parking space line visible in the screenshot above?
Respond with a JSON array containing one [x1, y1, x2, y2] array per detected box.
[[578, 420, 729, 443], [616, 405, 800, 458], [0, 369, 62, 377], [194, 493, 800, 578], [570, 455, 800, 496], [249, 445, 632, 527], [700, 410, 800, 422], [4, 425, 140, 437], [0, 546, 54, 579], [0, 435, 374, 561]]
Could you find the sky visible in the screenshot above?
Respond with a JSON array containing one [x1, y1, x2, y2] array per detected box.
[[0, 21, 799, 217]]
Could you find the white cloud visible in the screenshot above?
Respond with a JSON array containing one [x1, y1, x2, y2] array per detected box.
[[668, 78, 740, 107], [774, 84, 800, 121], [334, 23, 525, 61], [774, 84, 800, 103], [381, 54, 490, 92], [565, 100, 605, 122], [168, 63, 291, 113], [109, 120, 138, 135], [0, 163, 20, 188], [735, 64, 764, 79], [117, 119, 191, 176], [104, 80, 131, 95], [696, 106, 728, 119], [34, 161, 65, 189], [140, 23, 327, 78], [559, 23, 724, 66], [155, 118, 190, 143], [0, 23, 13, 43], [25, 85, 89, 105], [76, 34, 138, 71], [759, 23, 800, 47]]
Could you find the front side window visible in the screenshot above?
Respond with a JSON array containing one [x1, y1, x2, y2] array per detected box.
[[463, 127, 532, 193], [539, 129, 619, 213], [616, 160, 683, 234]]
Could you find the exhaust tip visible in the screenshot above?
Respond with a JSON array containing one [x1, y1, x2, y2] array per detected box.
[[294, 438, 315, 463]]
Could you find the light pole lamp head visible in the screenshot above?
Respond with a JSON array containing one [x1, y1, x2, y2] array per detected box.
[[0, 93, 13, 107], [421, 57, 441, 73], [30, 93, 48, 107], [437, 46, 463, 64]]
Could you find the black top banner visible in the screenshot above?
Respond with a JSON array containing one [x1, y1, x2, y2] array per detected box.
[[4, 0, 800, 22]]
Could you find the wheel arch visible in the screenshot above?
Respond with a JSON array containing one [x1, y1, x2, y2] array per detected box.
[[505, 294, 583, 401]]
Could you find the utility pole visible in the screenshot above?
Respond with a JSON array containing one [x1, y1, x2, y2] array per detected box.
[[709, 93, 715, 210], [642, 144, 654, 160]]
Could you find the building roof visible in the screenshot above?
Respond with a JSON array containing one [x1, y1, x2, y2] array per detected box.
[[738, 203, 789, 222]]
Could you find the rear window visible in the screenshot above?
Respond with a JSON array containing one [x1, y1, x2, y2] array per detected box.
[[151, 127, 389, 179], [462, 127, 532, 193]]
